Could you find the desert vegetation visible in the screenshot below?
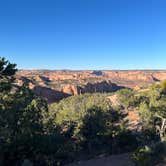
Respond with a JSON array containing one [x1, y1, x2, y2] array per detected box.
[[1, 57, 166, 166]]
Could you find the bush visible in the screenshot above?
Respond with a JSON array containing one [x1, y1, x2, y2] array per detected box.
[[49, 94, 130, 155], [0, 57, 75, 165], [133, 146, 152, 166], [116, 131, 139, 152], [161, 80, 166, 93], [117, 89, 138, 108], [0, 57, 140, 165], [133, 142, 166, 166]]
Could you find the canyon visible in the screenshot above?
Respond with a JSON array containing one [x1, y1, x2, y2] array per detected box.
[[16, 70, 166, 103]]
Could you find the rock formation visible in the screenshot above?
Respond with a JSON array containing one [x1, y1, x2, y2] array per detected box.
[[15, 70, 166, 103]]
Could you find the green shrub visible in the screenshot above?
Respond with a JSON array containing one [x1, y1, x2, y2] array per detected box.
[[161, 80, 166, 93], [116, 131, 139, 152], [49, 94, 129, 154], [133, 146, 152, 166], [117, 89, 138, 108], [133, 142, 166, 166]]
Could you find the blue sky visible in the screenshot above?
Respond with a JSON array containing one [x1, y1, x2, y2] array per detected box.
[[0, 0, 166, 69]]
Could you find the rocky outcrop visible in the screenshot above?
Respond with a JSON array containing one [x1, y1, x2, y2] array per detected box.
[[33, 86, 70, 103], [17, 80, 124, 102], [60, 81, 124, 96], [61, 84, 80, 95]]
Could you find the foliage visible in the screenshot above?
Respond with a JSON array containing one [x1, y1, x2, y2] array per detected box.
[[138, 86, 166, 141], [49, 94, 129, 154], [0, 57, 72, 166], [117, 89, 139, 108], [2, 57, 158, 165], [161, 80, 166, 93], [133, 145, 153, 166], [0, 58, 47, 165], [80, 106, 126, 152], [134, 83, 166, 166], [115, 130, 139, 152], [49, 93, 112, 130], [139, 102, 153, 129], [133, 142, 166, 166], [0, 57, 134, 165]]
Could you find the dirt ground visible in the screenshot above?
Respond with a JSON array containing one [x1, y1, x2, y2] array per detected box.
[[67, 153, 135, 166]]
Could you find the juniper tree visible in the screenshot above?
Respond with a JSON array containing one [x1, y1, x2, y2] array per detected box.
[[0, 57, 48, 165]]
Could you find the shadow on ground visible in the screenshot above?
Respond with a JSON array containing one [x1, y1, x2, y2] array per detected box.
[[67, 153, 134, 166]]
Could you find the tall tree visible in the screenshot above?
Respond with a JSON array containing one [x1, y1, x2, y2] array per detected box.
[[0, 57, 48, 165]]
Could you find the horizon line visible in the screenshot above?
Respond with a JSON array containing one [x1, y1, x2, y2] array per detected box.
[[18, 69, 166, 71]]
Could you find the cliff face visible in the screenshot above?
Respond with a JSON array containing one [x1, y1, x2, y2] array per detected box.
[[61, 84, 80, 95], [61, 81, 124, 95], [81, 81, 124, 93], [104, 71, 159, 82], [33, 86, 70, 103], [16, 70, 166, 103]]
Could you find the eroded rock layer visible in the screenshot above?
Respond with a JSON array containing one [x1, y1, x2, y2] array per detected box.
[[16, 70, 166, 103]]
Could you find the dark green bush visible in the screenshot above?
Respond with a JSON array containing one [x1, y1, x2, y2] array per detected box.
[[133, 146, 152, 166], [117, 89, 139, 108], [116, 131, 139, 152], [133, 142, 166, 166], [49, 94, 131, 155]]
